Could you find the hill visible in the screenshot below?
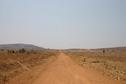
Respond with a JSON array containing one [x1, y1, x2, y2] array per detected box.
[[0, 43, 44, 50]]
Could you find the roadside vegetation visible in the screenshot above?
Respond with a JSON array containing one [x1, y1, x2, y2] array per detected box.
[[64, 49, 126, 83], [0, 49, 58, 84]]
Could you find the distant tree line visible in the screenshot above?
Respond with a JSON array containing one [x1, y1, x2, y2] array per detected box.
[[7, 48, 26, 54], [5, 48, 39, 54]]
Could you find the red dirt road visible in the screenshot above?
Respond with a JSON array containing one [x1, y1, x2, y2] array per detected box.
[[32, 53, 123, 84]]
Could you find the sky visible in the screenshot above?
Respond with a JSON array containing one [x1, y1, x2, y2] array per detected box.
[[0, 0, 126, 49]]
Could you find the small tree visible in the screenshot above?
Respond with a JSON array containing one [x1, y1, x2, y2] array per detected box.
[[19, 48, 26, 53], [12, 50, 15, 53], [7, 50, 15, 54], [103, 49, 105, 56]]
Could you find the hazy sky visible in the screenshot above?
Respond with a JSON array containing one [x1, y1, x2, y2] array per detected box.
[[0, 0, 126, 49]]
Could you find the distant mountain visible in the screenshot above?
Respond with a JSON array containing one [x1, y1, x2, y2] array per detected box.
[[109, 47, 126, 50], [88, 47, 126, 52], [0, 43, 44, 50], [63, 47, 126, 52]]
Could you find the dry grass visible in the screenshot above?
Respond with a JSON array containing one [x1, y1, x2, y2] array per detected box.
[[64, 50, 126, 82], [0, 50, 58, 84]]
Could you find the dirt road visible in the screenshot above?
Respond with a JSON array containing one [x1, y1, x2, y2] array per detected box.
[[32, 53, 123, 84]]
